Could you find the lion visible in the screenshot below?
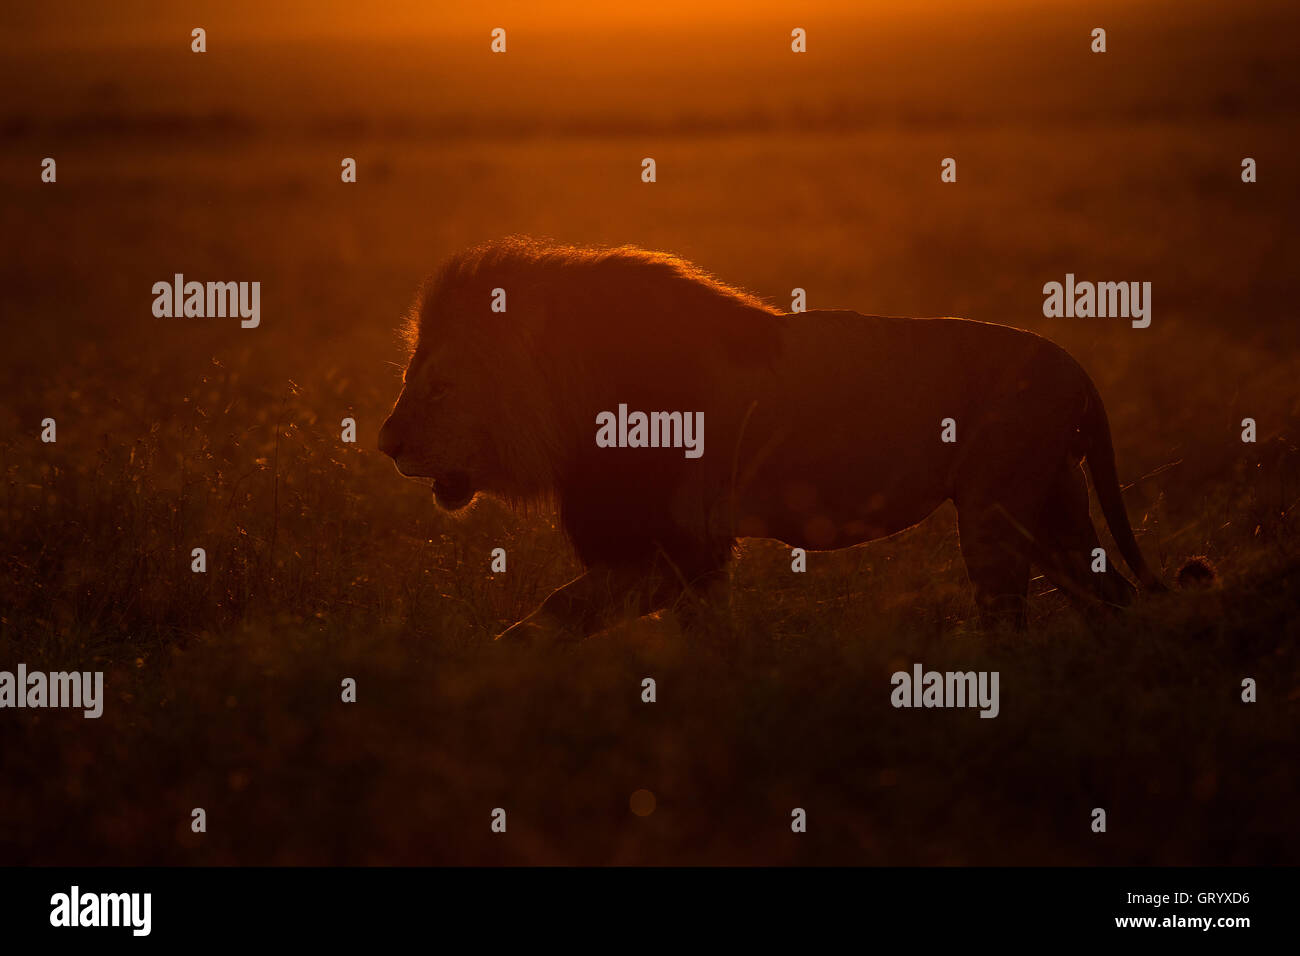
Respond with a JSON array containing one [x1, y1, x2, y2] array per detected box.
[[378, 237, 1167, 639]]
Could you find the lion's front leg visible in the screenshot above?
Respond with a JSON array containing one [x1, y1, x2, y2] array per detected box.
[[493, 592, 586, 644], [494, 566, 683, 643]]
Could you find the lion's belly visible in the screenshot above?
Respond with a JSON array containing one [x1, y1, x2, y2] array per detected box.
[[731, 473, 950, 551]]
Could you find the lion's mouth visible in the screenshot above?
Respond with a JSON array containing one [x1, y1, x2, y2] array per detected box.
[[432, 471, 476, 511]]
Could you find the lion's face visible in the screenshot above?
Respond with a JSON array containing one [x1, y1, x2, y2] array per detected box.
[[378, 342, 491, 511]]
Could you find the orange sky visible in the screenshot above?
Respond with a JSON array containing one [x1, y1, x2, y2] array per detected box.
[[3, 0, 1177, 47]]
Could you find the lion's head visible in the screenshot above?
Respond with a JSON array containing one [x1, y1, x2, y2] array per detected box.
[[377, 331, 494, 511], [377, 240, 569, 511], [379, 237, 780, 513]]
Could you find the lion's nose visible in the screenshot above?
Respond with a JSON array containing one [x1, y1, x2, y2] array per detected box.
[[377, 419, 403, 459]]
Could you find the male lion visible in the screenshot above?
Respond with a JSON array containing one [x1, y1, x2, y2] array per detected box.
[[378, 238, 1165, 638]]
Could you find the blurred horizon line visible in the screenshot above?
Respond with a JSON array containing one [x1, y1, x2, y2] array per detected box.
[[0, 94, 1279, 147]]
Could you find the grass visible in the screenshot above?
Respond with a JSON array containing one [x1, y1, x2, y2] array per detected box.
[[1, 2, 1298, 864], [1, 286, 1296, 864]]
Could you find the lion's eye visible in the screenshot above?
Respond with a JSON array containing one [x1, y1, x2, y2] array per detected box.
[[426, 381, 450, 400]]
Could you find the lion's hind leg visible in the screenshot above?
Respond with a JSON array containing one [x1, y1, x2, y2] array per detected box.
[[1030, 460, 1136, 611], [952, 416, 1063, 629], [955, 504, 1033, 630]]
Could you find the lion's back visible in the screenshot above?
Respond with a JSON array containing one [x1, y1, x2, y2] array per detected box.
[[765, 311, 1078, 430]]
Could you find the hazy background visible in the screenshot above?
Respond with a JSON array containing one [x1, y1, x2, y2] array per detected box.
[[0, 0, 1296, 864]]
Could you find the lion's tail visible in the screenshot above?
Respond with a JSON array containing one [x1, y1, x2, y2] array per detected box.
[[1080, 376, 1168, 592]]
